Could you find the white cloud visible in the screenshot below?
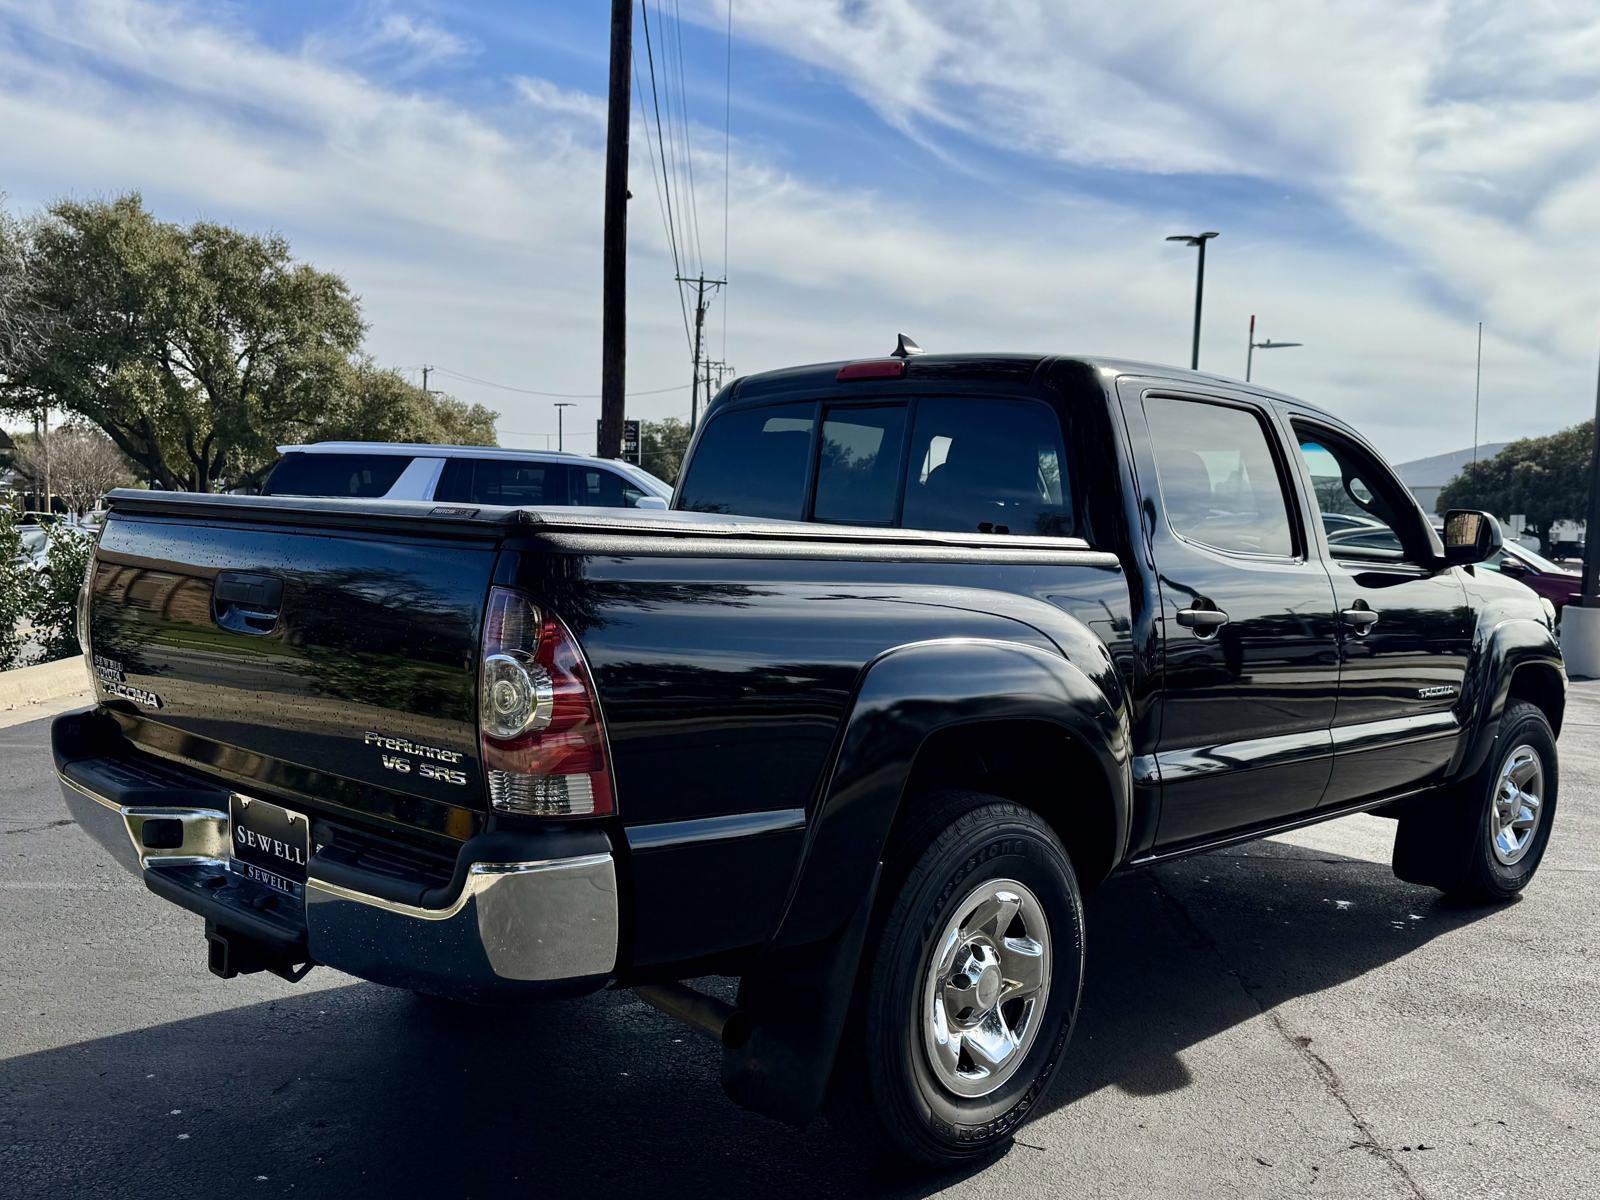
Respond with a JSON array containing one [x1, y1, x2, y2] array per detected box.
[[515, 77, 607, 124], [706, 0, 1600, 412], [303, 9, 475, 73], [0, 0, 1594, 461]]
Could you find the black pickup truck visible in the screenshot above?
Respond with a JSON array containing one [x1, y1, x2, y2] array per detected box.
[[56, 352, 1565, 1168]]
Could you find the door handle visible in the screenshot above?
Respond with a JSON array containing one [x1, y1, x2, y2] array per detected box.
[[1176, 607, 1229, 637], [1341, 604, 1380, 635], [213, 572, 284, 636]]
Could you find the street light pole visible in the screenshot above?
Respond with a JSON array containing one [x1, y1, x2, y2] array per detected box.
[[553, 402, 576, 452], [1582, 340, 1600, 608], [1167, 231, 1219, 370], [1244, 315, 1303, 383], [1473, 321, 1484, 466]]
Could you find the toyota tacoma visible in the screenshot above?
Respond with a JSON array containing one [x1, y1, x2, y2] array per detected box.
[[55, 351, 1565, 1168]]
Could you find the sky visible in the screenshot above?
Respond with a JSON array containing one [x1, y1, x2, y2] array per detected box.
[[3, 0, 1600, 462]]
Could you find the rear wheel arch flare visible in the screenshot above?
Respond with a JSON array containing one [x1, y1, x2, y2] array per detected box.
[[896, 718, 1121, 892]]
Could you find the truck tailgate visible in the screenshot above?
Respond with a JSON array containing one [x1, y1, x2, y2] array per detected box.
[[85, 494, 512, 842]]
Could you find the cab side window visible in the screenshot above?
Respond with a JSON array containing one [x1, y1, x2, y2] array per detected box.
[[1144, 396, 1296, 557], [1293, 423, 1422, 562]]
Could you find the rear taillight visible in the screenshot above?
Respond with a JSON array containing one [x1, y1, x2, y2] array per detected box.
[[479, 587, 615, 817]]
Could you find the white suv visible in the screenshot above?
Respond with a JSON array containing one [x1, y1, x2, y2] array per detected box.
[[260, 443, 673, 510]]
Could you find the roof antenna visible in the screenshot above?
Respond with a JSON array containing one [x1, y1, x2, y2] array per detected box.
[[891, 333, 923, 358]]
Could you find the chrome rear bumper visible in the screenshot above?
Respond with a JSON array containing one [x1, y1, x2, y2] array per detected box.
[[60, 772, 619, 995]]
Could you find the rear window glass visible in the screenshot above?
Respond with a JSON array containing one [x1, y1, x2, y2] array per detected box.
[[261, 453, 410, 498], [900, 398, 1073, 536], [436, 460, 569, 506], [814, 405, 907, 525], [678, 403, 815, 519]]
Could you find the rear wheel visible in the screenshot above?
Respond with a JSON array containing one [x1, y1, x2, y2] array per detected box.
[[1393, 701, 1558, 902], [832, 793, 1084, 1169]]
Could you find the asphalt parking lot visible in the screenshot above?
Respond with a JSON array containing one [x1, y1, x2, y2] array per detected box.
[[3, 688, 1597, 1200]]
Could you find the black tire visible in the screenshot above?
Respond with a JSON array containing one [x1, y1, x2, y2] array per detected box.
[[1393, 701, 1558, 903], [831, 791, 1085, 1169]]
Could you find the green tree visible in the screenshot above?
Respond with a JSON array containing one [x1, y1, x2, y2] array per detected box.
[[0, 194, 497, 491], [640, 416, 692, 484], [1437, 421, 1592, 547]]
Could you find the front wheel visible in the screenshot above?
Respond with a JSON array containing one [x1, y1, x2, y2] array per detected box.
[[1393, 701, 1558, 903], [832, 794, 1085, 1169]]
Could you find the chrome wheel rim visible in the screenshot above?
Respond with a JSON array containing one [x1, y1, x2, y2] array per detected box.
[[1491, 744, 1545, 866], [920, 878, 1051, 1099]]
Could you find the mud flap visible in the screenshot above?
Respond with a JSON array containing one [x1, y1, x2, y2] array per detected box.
[[720, 865, 881, 1126]]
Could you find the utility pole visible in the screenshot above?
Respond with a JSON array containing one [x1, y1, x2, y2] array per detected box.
[[678, 273, 726, 431], [598, 0, 632, 462], [703, 359, 732, 398], [421, 364, 432, 394], [1582, 340, 1600, 608], [1472, 322, 1483, 465], [553, 402, 576, 452]]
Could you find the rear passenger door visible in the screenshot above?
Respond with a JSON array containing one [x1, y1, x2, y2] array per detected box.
[[435, 458, 571, 507], [1120, 384, 1342, 848], [571, 466, 653, 508]]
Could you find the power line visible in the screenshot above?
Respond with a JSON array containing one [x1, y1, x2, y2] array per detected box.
[[669, 0, 704, 274], [633, 47, 693, 349], [639, 0, 694, 352], [428, 365, 689, 398], [646, 3, 688, 277]]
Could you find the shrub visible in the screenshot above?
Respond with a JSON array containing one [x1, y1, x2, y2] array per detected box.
[[0, 508, 25, 669], [26, 525, 94, 664]]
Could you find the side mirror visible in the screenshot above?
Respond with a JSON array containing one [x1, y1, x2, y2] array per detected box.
[[1440, 508, 1503, 567], [633, 495, 669, 511]]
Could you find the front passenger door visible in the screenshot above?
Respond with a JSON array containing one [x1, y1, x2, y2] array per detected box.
[[1288, 417, 1473, 806]]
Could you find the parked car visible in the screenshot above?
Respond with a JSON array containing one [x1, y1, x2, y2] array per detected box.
[[259, 442, 673, 509], [1481, 543, 1583, 612], [56, 353, 1564, 1169], [17, 525, 49, 572]]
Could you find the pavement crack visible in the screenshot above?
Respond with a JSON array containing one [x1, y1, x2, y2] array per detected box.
[[2, 818, 74, 836], [1146, 870, 1429, 1200]]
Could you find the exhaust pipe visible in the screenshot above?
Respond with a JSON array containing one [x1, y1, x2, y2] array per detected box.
[[634, 982, 744, 1045]]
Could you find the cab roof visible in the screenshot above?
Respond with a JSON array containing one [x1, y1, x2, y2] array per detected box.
[[718, 352, 1338, 423]]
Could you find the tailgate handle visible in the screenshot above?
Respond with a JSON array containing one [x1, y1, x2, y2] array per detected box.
[[213, 572, 284, 635]]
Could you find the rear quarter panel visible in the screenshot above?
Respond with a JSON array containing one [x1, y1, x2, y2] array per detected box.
[[498, 538, 1132, 967]]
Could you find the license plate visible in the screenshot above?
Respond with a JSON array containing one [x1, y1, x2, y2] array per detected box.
[[228, 794, 309, 900]]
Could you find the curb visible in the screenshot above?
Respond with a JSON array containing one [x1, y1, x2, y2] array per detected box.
[[0, 655, 92, 713]]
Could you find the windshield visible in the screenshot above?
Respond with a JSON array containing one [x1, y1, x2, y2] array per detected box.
[[1509, 544, 1573, 574]]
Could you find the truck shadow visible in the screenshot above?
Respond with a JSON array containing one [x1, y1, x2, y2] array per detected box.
[[1, 835, 1498, 1198]]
